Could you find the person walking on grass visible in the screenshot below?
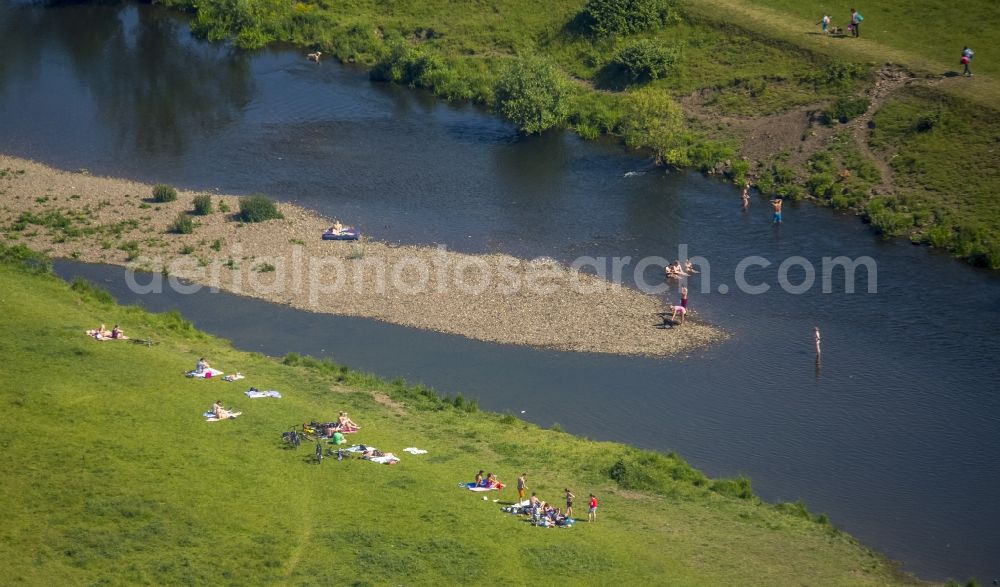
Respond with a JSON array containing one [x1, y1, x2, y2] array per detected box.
[[588, 494, 598, 522], [818, 14, 830, 34], [517, 473, 528, 503], [565, 489, 576, 518], [850, 8, 862, 38], [961, 47, 974, 77]]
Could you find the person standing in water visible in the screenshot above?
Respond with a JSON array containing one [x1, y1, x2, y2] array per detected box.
[[741, 182, 750, 211], [680, 286, 689, 309], [814, 326, 821, 356], [771, 198, 783, 224]]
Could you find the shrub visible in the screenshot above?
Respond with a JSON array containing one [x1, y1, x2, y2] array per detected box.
[[612, 39, 678, 83], [69, 278, 115, 305], [620, 88, 684, 164], [254, 262, 276, 273], [494, 57, 569, 134], [826, 97, 870, 123], [218, 201, 231, 214], [578, 0, 674, 37], [806, 172, 837, 198], [709, 476, 755, 500], [152, 184, 177, 203], [192, 194, 213, 215], [609, 449, 708, 494], [371, 40, 442, 86], [180, 245, 195, 255], [0, 243, 51, 274], [168, 213, 194, 234], [238, 195, 284, 222], [210, 239, 222, 251]]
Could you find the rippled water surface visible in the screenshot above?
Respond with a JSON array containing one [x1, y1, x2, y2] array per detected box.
[[5, 2, 1000, 580]]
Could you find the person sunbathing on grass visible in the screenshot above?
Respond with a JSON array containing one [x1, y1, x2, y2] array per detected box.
[[212, 400, 236, 419], [196, 357, 211, 374], [474, 470, 485, 487], [337, 411, 359, 431], [87, 323, 113, 339], [110, 324, 127, 339], [486, 472, 504, 489]]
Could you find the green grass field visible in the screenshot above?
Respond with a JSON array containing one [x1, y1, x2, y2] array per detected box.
[[743, 0, 1000, 81], [0, 247, 927, 585]]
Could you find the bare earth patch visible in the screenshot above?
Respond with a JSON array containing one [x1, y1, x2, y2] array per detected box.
[[0, 155, 725, 357]]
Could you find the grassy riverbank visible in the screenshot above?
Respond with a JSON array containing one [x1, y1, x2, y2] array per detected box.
[[0, 244, 930, 585], [151, 0, 1000, 267]]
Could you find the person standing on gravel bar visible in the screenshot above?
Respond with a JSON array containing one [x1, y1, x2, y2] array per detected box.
[[850, 9, 862, 37], [680, 286, 689, 309], [961, 47, 974, 77]]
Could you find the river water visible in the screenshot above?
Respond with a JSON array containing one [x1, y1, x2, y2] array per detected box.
[[4, 2, 1000, 581]]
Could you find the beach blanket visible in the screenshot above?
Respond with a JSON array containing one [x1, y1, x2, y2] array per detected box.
[[187, 368, 223, 379], [203, 411, 242, 422], [343, 445, 398, 464], [403, 447, 427, 454], [461, 482, 501, 492], [367, 454, 400, 465], [245, 389, 281, 399], [222, 373, 245, 382]]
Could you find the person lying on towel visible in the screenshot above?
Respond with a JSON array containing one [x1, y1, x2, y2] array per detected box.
[[212, 400, 237, 419]]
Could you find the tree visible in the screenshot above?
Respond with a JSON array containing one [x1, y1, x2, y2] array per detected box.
[[494, 57, 569, 135]]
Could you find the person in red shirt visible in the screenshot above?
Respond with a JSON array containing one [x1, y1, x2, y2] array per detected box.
[[588, 494, 598, 522]]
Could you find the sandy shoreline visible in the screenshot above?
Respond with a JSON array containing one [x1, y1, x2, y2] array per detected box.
[[0, 155, 725, 356]]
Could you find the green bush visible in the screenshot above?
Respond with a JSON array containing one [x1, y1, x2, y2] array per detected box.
[[371, 40, 442, 87], [620, 88, 684, 164], [0, 243, 52, 274], [709, 476, 755, 500], [152, 184, 177, 203], [806, 172, 837, 198], [826, 97, 870, 123], [577, 0, 674, 37], [69, 277, 116, 305], [238, 195, 284, 223], [494, 57, 569, 134], [609, 449, 708, 494], [168, 213, 194, 235], [612, 39, 678, 83], [192, 195, 213, 216]]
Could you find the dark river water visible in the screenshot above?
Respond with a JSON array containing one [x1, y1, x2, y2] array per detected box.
[[5, 2, 1000, 581]]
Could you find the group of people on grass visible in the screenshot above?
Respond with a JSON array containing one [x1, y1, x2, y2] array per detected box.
[[87, 323, 127, 340], [817, 8, 862, 37], [818, 9, 975, 77], [473, 470, 504, 489], [514, 473, 598, 525]]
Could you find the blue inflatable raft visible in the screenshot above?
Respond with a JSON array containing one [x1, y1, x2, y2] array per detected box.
[[322, 227, 360, 241]]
